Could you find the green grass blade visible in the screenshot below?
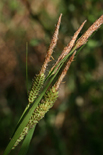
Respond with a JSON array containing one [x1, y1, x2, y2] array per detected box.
[[11, 43, 31, 138], [11, 43, 29, 138], [11, 104, 30, 138], [3, 98, 42, 155], [26, 42, 28, 95], [18, 125, 36, 155]]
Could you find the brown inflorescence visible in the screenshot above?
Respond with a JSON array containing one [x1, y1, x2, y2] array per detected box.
[[40, 14, 62, 75], [75, 15, 103, 49], [54, 51, 76, 91]]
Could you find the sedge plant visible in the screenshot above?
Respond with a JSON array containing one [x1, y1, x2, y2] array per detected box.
[[3, 14, 103, 155]]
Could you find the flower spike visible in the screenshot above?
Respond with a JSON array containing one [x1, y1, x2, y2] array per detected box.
[[40, 13, 62, 75], [75, 15, 103, 49]]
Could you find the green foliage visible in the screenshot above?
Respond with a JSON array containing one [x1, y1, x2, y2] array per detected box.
[[30, 39, 41, 46]]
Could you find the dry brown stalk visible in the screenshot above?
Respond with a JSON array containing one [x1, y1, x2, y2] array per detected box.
[[50, 20, 87, 73], [75, 15, 103, 49], [40, 14, 62, 75], [54, 51, 76, 90]]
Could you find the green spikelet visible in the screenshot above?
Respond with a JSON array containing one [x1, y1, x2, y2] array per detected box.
[[28, 86, 58, 128], [28, 73, 45, 104], [12, 86, 58, 149], [12, 127, 29, 149]]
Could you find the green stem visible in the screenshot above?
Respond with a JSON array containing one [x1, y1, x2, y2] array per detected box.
[[26, 42, 28, 95]]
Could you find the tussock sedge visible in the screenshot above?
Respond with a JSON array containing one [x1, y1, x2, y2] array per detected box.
[[3, 14, 103, 155]]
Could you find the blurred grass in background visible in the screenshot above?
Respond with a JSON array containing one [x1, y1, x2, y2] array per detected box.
[[0, 0, 103, 155]]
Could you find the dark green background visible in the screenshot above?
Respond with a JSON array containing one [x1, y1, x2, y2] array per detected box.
[[0, 0, 103, 155]]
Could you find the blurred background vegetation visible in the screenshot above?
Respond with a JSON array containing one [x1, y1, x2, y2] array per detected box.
[[0, 0, 103, 155]]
